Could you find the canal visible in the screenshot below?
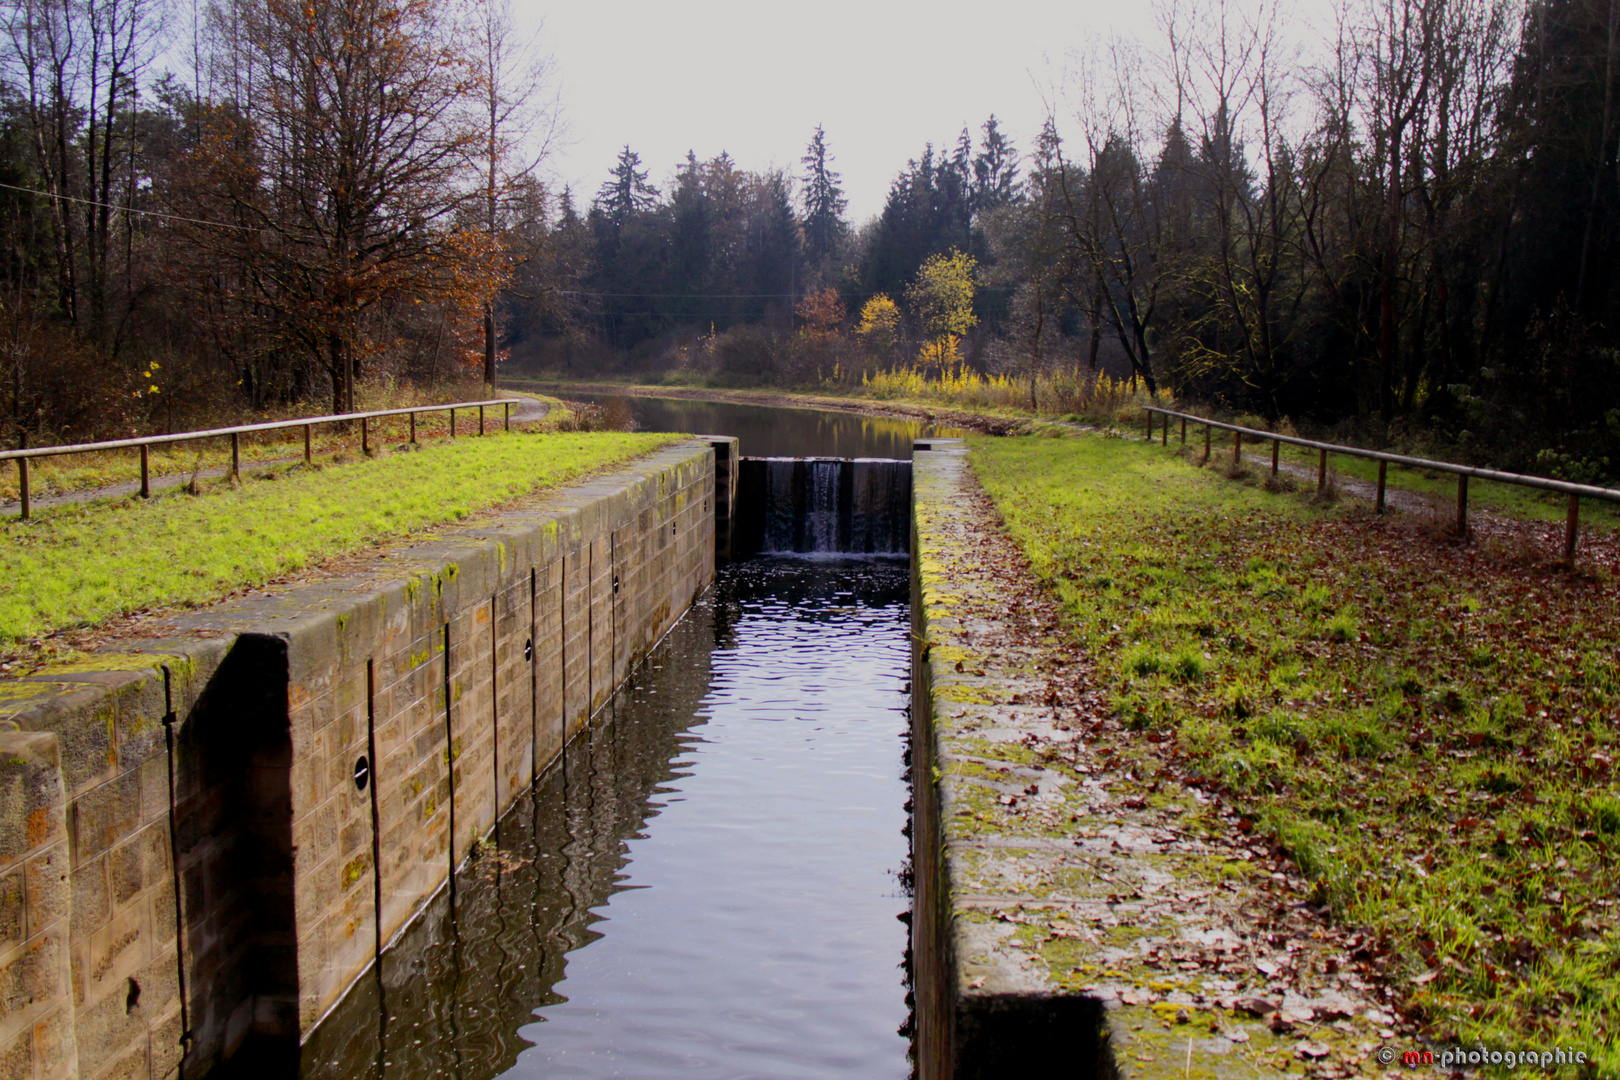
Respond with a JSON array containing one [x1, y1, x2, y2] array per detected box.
[[279, 400, 923, 1080], [532, 388, 958, 458]]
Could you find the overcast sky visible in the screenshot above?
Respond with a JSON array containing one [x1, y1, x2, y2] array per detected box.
[[518, 0, 1165, 225]]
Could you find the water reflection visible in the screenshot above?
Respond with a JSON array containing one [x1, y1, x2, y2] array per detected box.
[[538, 391, 960, 458], [294, 558, 913, 1080]]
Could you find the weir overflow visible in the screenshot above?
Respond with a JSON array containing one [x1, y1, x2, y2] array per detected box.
[[734, 457, 912, 556]]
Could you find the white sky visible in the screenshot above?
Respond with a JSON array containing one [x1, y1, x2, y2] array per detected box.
[[518, 0, 1165, 226]]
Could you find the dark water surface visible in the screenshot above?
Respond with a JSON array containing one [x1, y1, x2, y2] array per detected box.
[[297, 558, 914, 1080], [535, 390, 960, 458]]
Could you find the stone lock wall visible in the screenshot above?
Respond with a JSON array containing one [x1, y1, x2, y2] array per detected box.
[[0, 438, 731, 1080]]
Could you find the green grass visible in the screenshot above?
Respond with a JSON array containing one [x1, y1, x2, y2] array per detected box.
[[973, 431, 1620, 1073], [1, 429, 677, 644]]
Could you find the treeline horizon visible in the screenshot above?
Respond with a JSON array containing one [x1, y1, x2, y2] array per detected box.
[[1, 0, 1617, 481]]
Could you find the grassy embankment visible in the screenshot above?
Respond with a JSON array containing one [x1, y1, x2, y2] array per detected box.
[[0, 388, 566, 502], [974, 431, 1620, 1070], [1, 428, 678, 647]]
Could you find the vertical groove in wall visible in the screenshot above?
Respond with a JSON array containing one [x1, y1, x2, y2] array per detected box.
[[610, 530, 618, 695], [490, 592, 500, 837], [443, 621, 456, 899], [586, 544, 594, 716], [365, 659, 382, 966], [529, 568, 538, 781], [560, 552, 569, 755], [159, 664, 192, 1078]]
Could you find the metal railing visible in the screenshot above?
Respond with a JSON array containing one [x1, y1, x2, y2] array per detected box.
[[3, 398, 525, 520], [1143, 406, 1620, 565]]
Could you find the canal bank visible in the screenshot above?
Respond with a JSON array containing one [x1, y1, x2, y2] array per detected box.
[[0, 439, 723, 1080], [909, 440, 1389, 1080]]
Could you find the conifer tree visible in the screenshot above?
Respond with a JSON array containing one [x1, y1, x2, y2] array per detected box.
[[799, 125, 848, 275], [972, 116, 1020, 214]]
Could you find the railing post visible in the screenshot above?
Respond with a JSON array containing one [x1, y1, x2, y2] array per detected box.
[[1160, 414, 1168, 445], [1180, 417, 1187, 444], [1270, 439, 1279, 477], [1565, 494, 1580, 565], [410, 411, 417, 445], [450, 408, 456, 439], [1232, 428, 1242, 467], [479, 405, 485, 436], [361, 415, 369, 456], [1376, 461, 1387, 514], [304, 424, 312, 464], [1456, 475, 1469, 536], [1317, 448, 1327, 494], [504, 402, 511, 431], [140, 443, 150, 498], [1145, 410, 1153, 440], [231, 431, 240, 479], [17, 432, 28, 520], [1202, 424, 1211, 463]]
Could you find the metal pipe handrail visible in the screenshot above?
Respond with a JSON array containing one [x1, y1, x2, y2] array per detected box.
[[0, 398, 521, 462], [1143, 406, 1620, 503], [6, 397, 524, 520], [1143, 405, 1617, 565]]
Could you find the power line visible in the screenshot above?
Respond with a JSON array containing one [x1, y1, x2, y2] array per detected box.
[[557, 285, 1016, 301], [558, 290, 798, 299], [0, 179, 264, 233]]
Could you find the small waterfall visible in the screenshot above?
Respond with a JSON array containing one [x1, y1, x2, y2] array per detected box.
[[736, 457, 912, 555]]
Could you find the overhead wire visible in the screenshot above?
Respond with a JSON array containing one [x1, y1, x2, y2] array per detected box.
[[0, 179, 323, 243], [0, 178, 263, 233]]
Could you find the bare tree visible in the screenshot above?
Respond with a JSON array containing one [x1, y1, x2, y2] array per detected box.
[[465, 0, 558, 387], [191, 0, 497, 413]]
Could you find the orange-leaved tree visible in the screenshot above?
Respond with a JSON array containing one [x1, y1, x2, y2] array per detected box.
[[184, 0, 502, 414], [796, 286, 845, 345]]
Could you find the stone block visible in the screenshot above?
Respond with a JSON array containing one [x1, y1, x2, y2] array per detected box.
[[0, 929, 63, 1023], [7, 690, 113, 800], [0, 876, 20, 955], [70, 771, 140, 864], [147, 889, 175, 950], [147, 1007, 182, 1080], [23, 846, 69, 940], [83, 1031, 146, 1080], [32, 1002, 75, 1079], [0, 1026, 28, 1080], [84, 904, 146, 1009], [136, 759, 166, 835], [0, 734, 63, 872]]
